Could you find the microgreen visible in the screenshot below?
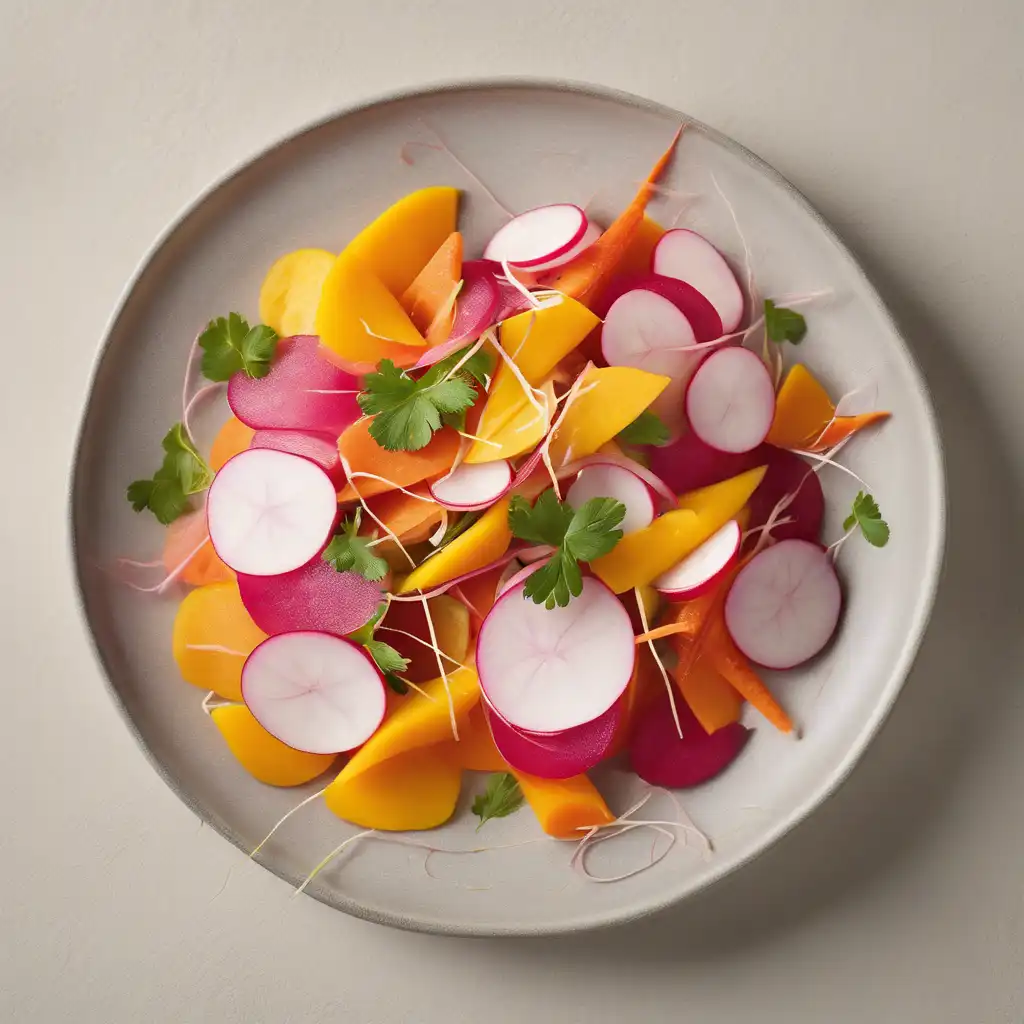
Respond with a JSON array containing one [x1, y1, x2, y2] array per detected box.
[[198, 313, 279, 380], [471, 772, 525, 830], [126, 422, 213, 524], [842, 491, 890, 547], [617, 410, 671, 447], [322, 510, 390, 581], [764, 299, 807, 344]]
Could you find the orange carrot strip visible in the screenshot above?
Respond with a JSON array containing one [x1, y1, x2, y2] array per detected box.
[[399, 231, 463, 340], [513, 772, 615, 839], [209, 416, 255, 471], [808, 411, 891, 452], [162, 508, 233, 585], [633, 621, 695, 645], [455, 705, 509, 772], [364, 485, 443, 542], [671, 652, 743, 734]]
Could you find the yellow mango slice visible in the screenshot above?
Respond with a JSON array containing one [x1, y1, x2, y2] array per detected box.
[[325, 744, 462, 830], [211, 705, 336, 786], [341, 186, 460, 296], [766, 364, 835, 449], [466, 381, 555, 464], [171, 582, 267, 700], [342, 666, 480, 780], [396, 497, 512, 593], [316, 255, 426, 367], [590, 465, 767, 593], [259, 248, 336, 337], [547, 366, 670, 466], [456, 705, 509, 772], [514, 773, 615, 839]]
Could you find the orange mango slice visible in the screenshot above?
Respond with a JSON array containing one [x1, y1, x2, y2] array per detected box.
[[466, 380, 555, 464], [163, 508, 233, 586], [171, 582, 267, 701], [259, 248, 336, 337], [209, 416, 255, 472], [766, 364, 835, 449], [807, 411, 890, 452], [400, 231, 463, 339], [211, 705, 336, 786], [363, 485, 443, 544], [514, 773, 615, 839], [456, 704, 509, 772]]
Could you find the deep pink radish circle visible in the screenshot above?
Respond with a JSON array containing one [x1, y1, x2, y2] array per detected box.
[[601, 288, 698, 380], [526, 221, 601, 273], [483, 204, 588, 268], [653, 228, 745, 333], [565, 462, 656, 534], [429, 460, 513, 511], [653, 519, 741, 600]]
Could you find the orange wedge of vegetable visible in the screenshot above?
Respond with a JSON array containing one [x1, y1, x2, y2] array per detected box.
[[456, 705, 509, 772], [163, 508, 233, 585], [513, 773, 615, 839], [363, 485, 443, 544], [671, 652, 743, 734], [400, 231, 462, 341], [807, 411, 891, 452], [209, 416, 255, 471], [766, 364, 835, 449]]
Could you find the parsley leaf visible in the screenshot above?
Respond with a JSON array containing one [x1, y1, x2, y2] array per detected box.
[[842, 491, 890, 547], [198, 313, 279, 381], [322, 510, 390, 581], [365, 639, 410, 676], [471, 773, 525, 831], [563, 496, 629, 561], [764, 299, 807, 344], [346, 603, 388, 646], [507, 491, 575, 547], [617, 410, 670, 447], [127, 423, 213, 525]]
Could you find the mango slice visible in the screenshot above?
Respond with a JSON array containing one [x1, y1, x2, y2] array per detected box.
[[766, 364, 835, 449], [325, 745, 462, 831], [456, 704, 509, 772], [466, 380, 555, 464], [211, 704, 336, 786], [514, 773, 615, 839], [171, 582, 267, 700], [672, 654, 743, 734], [259, 248, 336, 337]]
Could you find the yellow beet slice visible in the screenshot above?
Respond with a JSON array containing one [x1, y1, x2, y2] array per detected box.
[[466, 381, 555, 464], [676, 464, 768, 520], [211, 705, 337, 786], [547, 366, 670, 465], [325, 745, 462, 830], [766, 364, 835, 449], [171, 582, 267, 700], [342, 666, 480, 780], [514, 773, 615, 839], [259, 248, 336, 337], [396, 497, 513, 593]]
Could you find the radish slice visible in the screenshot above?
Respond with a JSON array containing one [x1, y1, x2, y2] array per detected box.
[[724, 539, 842, 669], [476, 576, 635, 733], [495, 558, 525, 598], [228, 335, 361, 435], [237, 558, 383, 637], [485, 700, 621, 779], [565, 462, 655, 534], [207, 449, 337, 576], [496, 559, 541, 598], [601, 289, 699, 382], [653, 229, 744, 333], [561, 453, 677, 512], [428, 460, 512, 511], [653, 519, 741, 600], [249, 429, 345, 487], [746, 446, 824, 542], [686, 347, 776, 453], [595, 272, 722, 343], [524, 221, 601, 273], [241, 631, 385, 753], [483, 204, 588, 268], [648, 432, 766, 495], [447, 260, 501, 345]]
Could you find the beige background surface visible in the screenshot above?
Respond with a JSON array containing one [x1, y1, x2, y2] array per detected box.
[[2, 1, 1022, 1020]]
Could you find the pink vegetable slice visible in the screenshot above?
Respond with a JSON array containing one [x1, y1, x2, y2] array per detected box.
[[207, 449, 337, 576], [242, 631, 386, 754], [746, 445, 825, 542], [227, 335, 361, 435], [485, 700, 621, 779], [525, 221, 601, 273], [428, 460, 512, 511], [653, 229, 744, 333], [447, 260, 501, 345], [601, 288, 699, 382], [483, 204, 589, 268], [237, 558, 383, 637], [495, 559, 542, 598], [595, 272, 723, 343], [686, 347, 776, 454], [476, 576, 636, 733], [629, 690, 751, 788], [249, 429, 345, 487], [724, 539, 842, 669], [565, 462, 655, 534], [653, 519, 741, 601], [648, 432, 766, 495]]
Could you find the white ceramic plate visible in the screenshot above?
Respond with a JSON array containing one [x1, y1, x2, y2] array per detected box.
[[70, 81, 945, 935]]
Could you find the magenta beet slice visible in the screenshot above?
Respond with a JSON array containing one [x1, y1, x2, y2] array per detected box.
[[249, 429, 345, 487], [594, 272, 723, 343], [649, 432, 767, 495], [746, 445, 825, 542]]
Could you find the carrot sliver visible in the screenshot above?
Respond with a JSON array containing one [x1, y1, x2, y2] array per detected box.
[[209, 416, 255, 471], [708, 620, 792, 733], [399, 231, 463, 338], [456, 704, 509, 772], [163, 508, 233, 585], [364, 485, 443, 542], [672, 652, 743, 734], [808, 411, 891, 452], [513, 772, 615, 839], [634, 621, 693, 645]]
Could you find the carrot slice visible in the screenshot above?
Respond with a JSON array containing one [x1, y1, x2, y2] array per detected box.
[[613, 215, 666, 278], [807, 411, 890, 452], [514, 773, 615, 839], [399, 231, 463, 341], [209, 416, 255, 471], [456, 704, 509, 772], [672, 652, 743, 734], [163, 508, 233, 585], [364, 485, 443, 543]]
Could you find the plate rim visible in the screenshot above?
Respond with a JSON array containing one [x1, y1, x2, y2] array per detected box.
[[67, 76, 947, 937]]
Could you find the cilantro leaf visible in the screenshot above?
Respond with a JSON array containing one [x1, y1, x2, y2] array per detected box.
[[198, 313, 279, 381], [322, 511, 390, 581], [842, 491, 890, 547], [127, 422, 212, 525], [764, 299, 807, 344], [507, 490, 574, 547], [563, 497, 627, 562], [471, 773, 524, 831], [365, 639, 410, 676], [424, 345, 493, 389], [617, 410, 671, 447]]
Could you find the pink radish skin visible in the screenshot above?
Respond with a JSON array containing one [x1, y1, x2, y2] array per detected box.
[[725, 539, 842, 670], [228, 335, 361, 435], [654, 519, 741, 601], [428, 460, 512, 511], [565, 462, 655, 534], [629, 691, 752, 788], [648, 433, 766, 496], [207, 449, 337, 576], [241, 631, 385, 754], [483, 204, 588, 268], [746, 445, 825, 543], [237, 558, 383, 638], [249, 429, 345, 487], [524, 221, 601, 273], [686, 347, 776, 454], [601, 289, 698, 382], [595, 272, 723, 343], [476, 576, 636, 733], [496, 560, 542, 598], [447, 260, 501, 345], [485, 700, 621, 779], [653, 229, 744, 333]]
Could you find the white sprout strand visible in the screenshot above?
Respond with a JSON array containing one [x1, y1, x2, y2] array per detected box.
[[418, 592, 459, 741], [182, 381, 224, 441], [249, 786, 330, 859], [344, 470, 437, 505], [180, 330, 203, 422], [434, 435, 471, 486], [810, 433, 852, 470], [634, 587, 684, 740], [187, 643, 248, 657], [116, 556, 165, 570], [710, 170, 755, 307], [200, 690, 237, 716], [486, 328, 550, 424], [538, 364, 597, 496], [360, 319, 401, 343], [506, 308, 537, 363], [658, 784, 712, 858], [827, 524, 859, 562], [499, 260, 543, 310], [428, 508, 449, 546], [295, 830, 377, 896], [742, 516, 795, 546], [572, 824, 677, 883], [449, 583, 484, 622], [376, 625, 465, 667], [117, 532, 212, 594], [303, 388, 361, 395], [749, 487, 801, 558], [791, 446, 871, 490], [390, 675, 438, 701], [456, 429, 502, 449], [337, 454, 416, 570]]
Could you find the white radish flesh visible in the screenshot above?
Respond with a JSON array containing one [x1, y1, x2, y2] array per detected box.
[[525, 221, 601, 272], [476, 576, 636, 733], [483, 204, 588, 268], [601, 288, 699, 382], [565, 463, 655, 534], [495, 560, 542, 598], [653, 519, 741, 600], [207, 449, 337, 576], [428, 460, 512, 511], [241, 631, 386, 753], [653, 229, 744, 333], [686, 347, 776, 454], [724, 539, 842, 669]]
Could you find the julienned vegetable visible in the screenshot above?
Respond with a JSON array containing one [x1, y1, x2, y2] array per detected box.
[[123, 127, 894, 890]]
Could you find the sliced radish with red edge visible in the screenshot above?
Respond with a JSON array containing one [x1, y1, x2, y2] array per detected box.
[[595, 272, 723, 343], [653, 519, 741, 601], [495, 559, 542, 598], [524, 221, 600, 273], [483, 204, 588, 268], [686, 347, 776, 454], [428, 460, 512, 511], [601, 289, 699, 382], [565, 462, 655, 534], [447, 260, 501, 345], [653, 229, 744, 333], [249, 429, 345, 487]]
